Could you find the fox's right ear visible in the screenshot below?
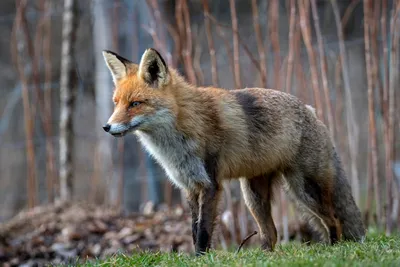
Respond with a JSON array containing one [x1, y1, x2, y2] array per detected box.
[[102, 50, 132, 84]]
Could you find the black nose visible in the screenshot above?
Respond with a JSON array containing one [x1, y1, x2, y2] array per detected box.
[[103, 124, 111, 132]]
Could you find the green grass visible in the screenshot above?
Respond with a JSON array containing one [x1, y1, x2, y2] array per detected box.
[[75, 229, 400, 267]]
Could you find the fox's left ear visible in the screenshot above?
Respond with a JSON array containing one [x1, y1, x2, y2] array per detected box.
[[102, 50, 132, 85], [138, 48, 170, 88]]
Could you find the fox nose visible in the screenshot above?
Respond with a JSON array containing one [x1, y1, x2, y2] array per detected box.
[[103, 124, 111, 132]]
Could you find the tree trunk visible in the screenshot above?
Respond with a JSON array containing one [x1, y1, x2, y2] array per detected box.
[[330, 0, 360, 205], [92, 0, 114, 205], [13, 0, 37, 208], [59, 0, 78, 202]]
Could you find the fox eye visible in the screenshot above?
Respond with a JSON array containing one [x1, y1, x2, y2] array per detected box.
[[129, 101, 142, 108]]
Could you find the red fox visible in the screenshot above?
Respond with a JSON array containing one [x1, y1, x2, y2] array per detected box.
[[102, 48, 365, 255]]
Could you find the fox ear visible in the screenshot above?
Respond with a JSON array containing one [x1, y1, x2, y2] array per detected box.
[[138, 48, 169, 88], [102, 50, 132, 84]]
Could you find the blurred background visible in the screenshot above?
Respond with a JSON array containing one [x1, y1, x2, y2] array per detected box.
[[0, 0, 400, 264]]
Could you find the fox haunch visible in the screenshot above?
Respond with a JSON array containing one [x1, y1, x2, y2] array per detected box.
[[102, 48, 365, 255]]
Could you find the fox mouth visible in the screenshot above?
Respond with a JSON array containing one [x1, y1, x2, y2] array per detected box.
[[110, 122, 142, 137], [111, 131, 127, 137]]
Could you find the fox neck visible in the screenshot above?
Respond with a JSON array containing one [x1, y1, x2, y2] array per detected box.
[[134, 82, 213, 189], [134, 72, 223, 190], [167, 70, 223, 142]]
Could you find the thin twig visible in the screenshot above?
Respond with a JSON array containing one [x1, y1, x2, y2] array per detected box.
[[235, 231, 258, 254]]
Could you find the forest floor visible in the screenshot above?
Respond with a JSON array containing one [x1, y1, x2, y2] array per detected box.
[[1, 202, 399, 266]]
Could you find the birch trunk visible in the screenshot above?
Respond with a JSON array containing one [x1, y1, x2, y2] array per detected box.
[[59, 0, 78, 202], [92, 0, 114, 205]]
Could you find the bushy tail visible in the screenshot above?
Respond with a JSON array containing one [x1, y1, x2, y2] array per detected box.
[[332, 149, 366, 242]]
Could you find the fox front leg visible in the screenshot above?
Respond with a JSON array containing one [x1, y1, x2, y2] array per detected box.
[[186, 191, 200, 247], [195, 185, 221, 256]]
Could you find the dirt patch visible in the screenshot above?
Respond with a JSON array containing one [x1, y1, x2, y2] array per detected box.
[[0, 201, 192, 266]]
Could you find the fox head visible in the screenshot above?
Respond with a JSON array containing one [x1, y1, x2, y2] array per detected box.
[[102, 48, 176, 137]]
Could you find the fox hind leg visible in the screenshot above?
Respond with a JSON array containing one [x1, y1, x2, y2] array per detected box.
[[295, 202, 330, 243], [284, 170, 342, 245], [240, 172, 279, 251]]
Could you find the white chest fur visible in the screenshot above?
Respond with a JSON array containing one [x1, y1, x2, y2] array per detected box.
[[135, 131, 211, 190]]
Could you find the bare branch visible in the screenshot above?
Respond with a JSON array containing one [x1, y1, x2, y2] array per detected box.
[[298, 0, 323, 119], [330, 0, 360, 204], [12, 0, 37, 208], [269, 0, 281, 89], [229, 0, 241, 88], [201, 0, 219, 86], [387, 0, 400, 234], [363, 0, 380, 227], [285, 0, 296, 94], [310, 0, 335, 140], [251, 0, 267, 87], [43, 0, 56, 203], [205, 13, 262, 77]]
